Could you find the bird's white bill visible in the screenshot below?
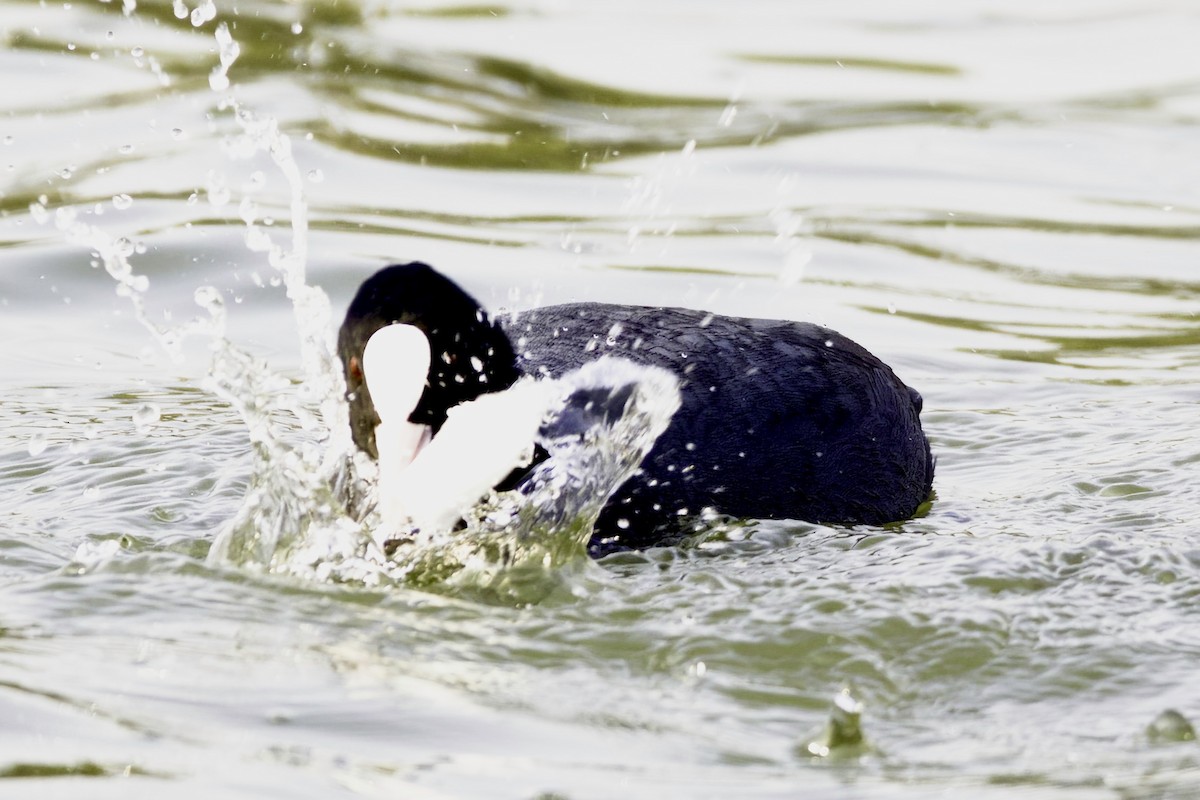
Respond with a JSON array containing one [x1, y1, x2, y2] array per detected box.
[[378, 379, 555, 536], [362, 323, 430, 427]]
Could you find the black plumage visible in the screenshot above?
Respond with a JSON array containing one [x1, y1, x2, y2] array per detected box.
[[504, 303, 933, 553], [339, 262, 934, 556]]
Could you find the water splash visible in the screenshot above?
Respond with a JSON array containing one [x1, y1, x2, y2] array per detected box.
[[342, 357, 680, 601], [48, 4, 681, 600]]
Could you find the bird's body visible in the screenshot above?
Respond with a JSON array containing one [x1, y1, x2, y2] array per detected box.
[[503, 303, 933, 553], [338, 263, 934, 556]]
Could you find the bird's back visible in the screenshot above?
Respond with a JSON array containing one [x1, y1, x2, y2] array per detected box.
[[504, 303, 932, 552]]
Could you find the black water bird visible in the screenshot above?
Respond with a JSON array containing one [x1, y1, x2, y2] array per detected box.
[[338, 262, 933, 556]]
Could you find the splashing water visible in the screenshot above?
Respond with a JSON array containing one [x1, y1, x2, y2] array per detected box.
[[385, 357, 682, 601], [47, 9, 684, 600]]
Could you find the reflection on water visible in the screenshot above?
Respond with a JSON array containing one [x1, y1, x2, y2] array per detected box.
[[1, 0, 1200, 796]]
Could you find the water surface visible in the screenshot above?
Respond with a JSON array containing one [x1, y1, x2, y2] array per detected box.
[[2, 0, 1200, 797]]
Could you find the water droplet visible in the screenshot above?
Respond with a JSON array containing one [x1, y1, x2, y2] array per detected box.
[[54, 206, 77, 230], [291, 22, 303, 34], [2, 136, 12, 146], [112, 193, 133, 210], [207, 184, 230, 208], [58, 166, 74, 179], [28, 434, 49, 456], [306, 168, 324, 183], [190, 0, 216, 26], [170, 127, 184, 140], [244, 226, 273, 252], [887, 302, 897, 315], [130, 45, 144, 58], [118, 143, 134, 155], [238, 196, 258, 225], [172, 0, 186, 17], [133, 403, 161, 432], [616, 518, 630, 529], [194, 285, 224, 313]]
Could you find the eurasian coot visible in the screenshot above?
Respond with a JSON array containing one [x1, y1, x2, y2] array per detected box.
[[338, 262, 934, 555]]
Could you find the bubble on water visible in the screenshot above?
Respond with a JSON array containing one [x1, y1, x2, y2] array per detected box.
[[171, 127, 184, 140], [172, 0, 186, 18], [28, 201, 48, 225], [3, 135, 13, 146], [802, 687, 867, 759], [1147, 709, 1196, 743], [118, 143, 134, 155], [130, 45, 144, 58], [27, 434, 49, 457], [291, 22, 303, 34], [83, 485, 101, 501], [306, 168, 323, 184], [58, 166, 74, 180], [112, 193, 133, 210], [133, 402, 161, 432], [887, 301, 897, 315]]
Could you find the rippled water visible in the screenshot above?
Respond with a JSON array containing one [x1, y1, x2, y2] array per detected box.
[[3, 0, 1200, 796]]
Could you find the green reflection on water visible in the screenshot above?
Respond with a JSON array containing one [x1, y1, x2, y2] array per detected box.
[[739, 54, 961, 77]]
